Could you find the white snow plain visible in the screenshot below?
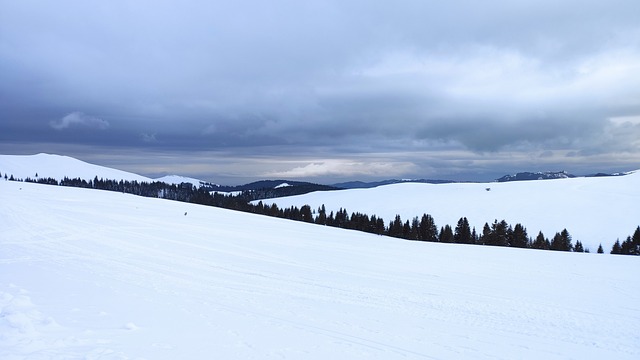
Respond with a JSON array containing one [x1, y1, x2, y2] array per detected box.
[[259, 171, 640, 252], [1, 180, 639, 359]]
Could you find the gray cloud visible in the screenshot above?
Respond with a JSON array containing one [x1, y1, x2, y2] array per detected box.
[[50, 112, 110, 130], [1, 0, 639, 183], [141, 133, 157, 143]]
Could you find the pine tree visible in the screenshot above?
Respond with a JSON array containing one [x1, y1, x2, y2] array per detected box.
[[409, 217, 420, 240], [620, 236, 634, 255], [597, 244, 604, 253], [531, 231, 550, 250], [316, 205, 327, 225], [388, 215, 403, 238], [560, 229, 573, 251], [479, 223, 491, 245], [371, 216, 386, 235], [335, 208, 348, 228], [454, 217, 473, 244], [632, 226, 640, 255], [511, 223, 529, 248], [487, 220, 509, 246], [419, 214, 438, 242], [326, 211, 335, 226], [574, 240, 584, 253], [402, 220, 412, 239], [550, 229, 572, 251], [300, 205, 313, 223], [439, 225, 454, 243], [610, 239, 622, 254]]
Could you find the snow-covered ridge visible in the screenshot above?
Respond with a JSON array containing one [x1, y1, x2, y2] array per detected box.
[[274, 182, 292, 189], [154, 175, 217, 187], [259, 170, 640, 251], [0, 153, 152, 182], [1, 180, 638, 359], [0, 153, 222, 187]]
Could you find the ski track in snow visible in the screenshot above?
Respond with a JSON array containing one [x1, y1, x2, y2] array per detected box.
[[1, 180, 639, 359]]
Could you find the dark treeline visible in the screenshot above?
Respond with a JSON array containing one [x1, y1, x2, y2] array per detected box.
[[5, 171, 639, 256]]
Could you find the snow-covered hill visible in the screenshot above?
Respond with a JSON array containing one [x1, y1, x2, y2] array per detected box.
[[259, 171, 640, 251], [2, 153, 638, 251], [154, 175, 212, 186], [0, 154, 216, 187], [1, 179, 639, 359], [0, 153, 152, 182]]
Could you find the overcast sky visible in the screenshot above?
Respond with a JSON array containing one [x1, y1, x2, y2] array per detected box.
[[1, 0, 639, 184]]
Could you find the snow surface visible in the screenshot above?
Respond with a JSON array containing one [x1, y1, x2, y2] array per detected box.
[[258, 172, 640, 251], [0, 153, 152, 182], [1, 180, 639, 359], [275, 182, 292, 189]]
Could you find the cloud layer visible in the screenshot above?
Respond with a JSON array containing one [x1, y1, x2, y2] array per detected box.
[[1, 0, 639, 183]]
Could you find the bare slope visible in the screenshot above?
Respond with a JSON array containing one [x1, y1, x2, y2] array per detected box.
[[1, 181, 639, 359], [260, 172, 640, 251]]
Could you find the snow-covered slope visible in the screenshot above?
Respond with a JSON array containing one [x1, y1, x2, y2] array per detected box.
[[1, 180, 639, 359], [259, 171, 640, 251], [0, 153, 152, 182]]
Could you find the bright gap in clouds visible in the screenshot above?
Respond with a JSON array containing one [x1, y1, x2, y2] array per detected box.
[[262, 159, 419, 179]]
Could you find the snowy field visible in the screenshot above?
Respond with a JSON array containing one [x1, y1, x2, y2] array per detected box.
[[259, 171, 640, 251], [1, 180, 639, 359]]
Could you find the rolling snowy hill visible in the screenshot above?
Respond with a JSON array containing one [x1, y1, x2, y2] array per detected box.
[[1, 179, 639, 359], [259, 171, 640, 252], [0, 153, 152, 182]]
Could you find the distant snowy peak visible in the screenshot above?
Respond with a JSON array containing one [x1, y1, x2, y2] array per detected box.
[[0, 153, 152, 182], [274, 182, 292, 189], [495, 171, 576, 182], [154, 175, 217, 187]]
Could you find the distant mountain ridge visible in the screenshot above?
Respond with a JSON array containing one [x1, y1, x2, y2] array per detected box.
[[494, 170, 626, 182], [495, 171, 576, 182], [332, 179, 457, 189], [204, 180, 339, 199]]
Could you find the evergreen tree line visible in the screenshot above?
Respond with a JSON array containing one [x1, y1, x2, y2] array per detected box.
[[4, 172, 639, 255]]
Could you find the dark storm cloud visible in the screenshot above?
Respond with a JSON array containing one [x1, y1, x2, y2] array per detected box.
[[1, 0, 639, 182]]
